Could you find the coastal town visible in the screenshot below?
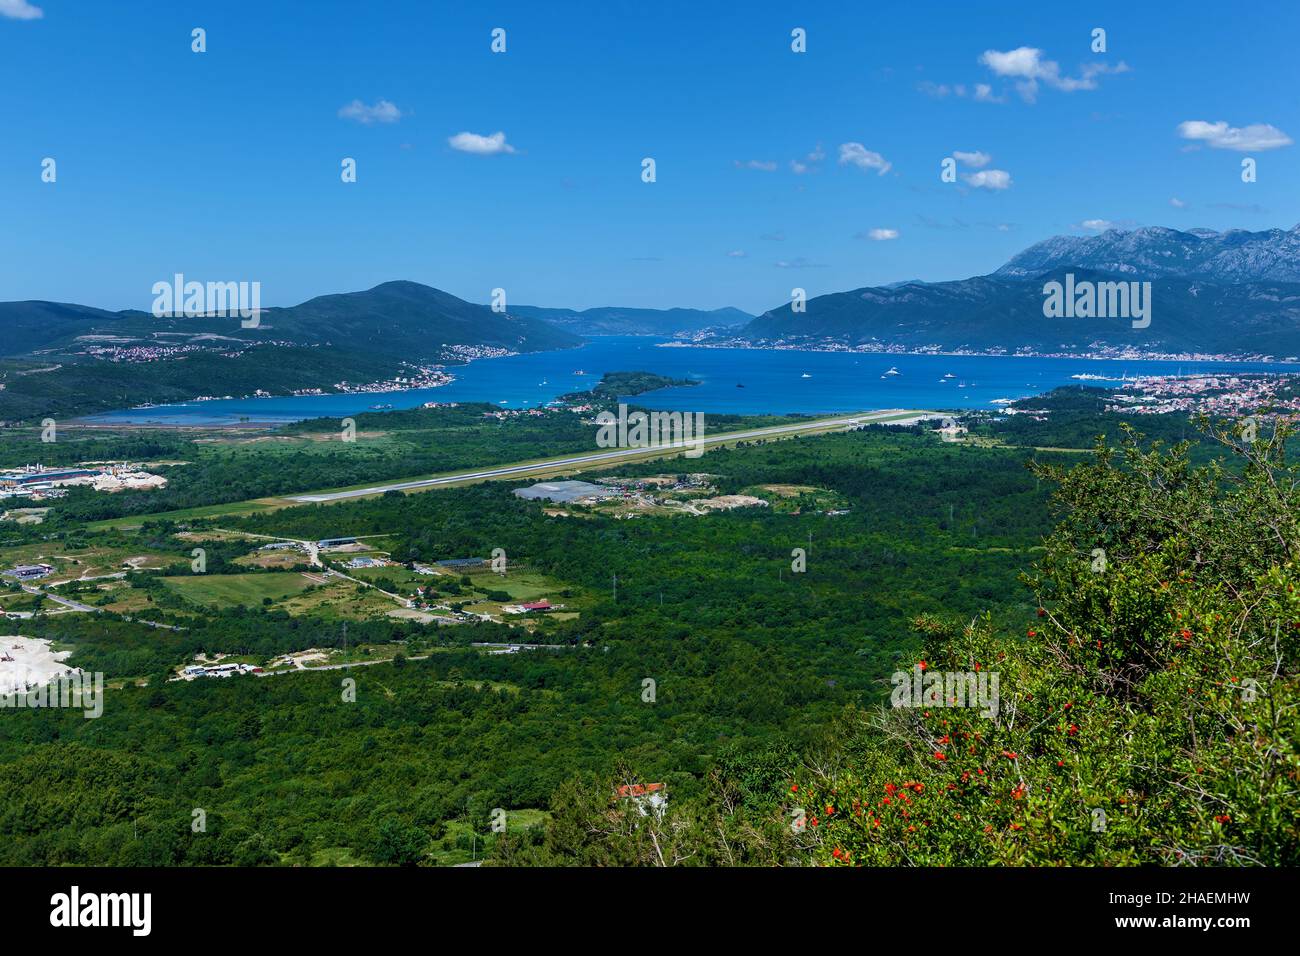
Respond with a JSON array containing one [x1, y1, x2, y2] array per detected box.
[[113, 346, 520, 410], [661, 334, 1299, 366], [1105, 373, 1300, 418]]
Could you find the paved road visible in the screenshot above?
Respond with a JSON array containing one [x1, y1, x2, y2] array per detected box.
[[257, 652, 431, 676], [210, 528, 323, 567], [286, 409, 929, 503], [22, 586, 98, 613], [20, 585, 186, 630]]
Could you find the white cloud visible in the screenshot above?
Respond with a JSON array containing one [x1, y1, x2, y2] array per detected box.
[[952, 150, 991, 168], [338, 99, 402, 125], [857, 228, 899, 241], [734, 159, 778, 171], [774, 257, 827, 269], [726, 250, 747, 258], [1080, 218, 1113, 230], [1169, 197, 1187, 209], [0, 0, 43, 20], [921, 80, 1003, 103], [1176, 120, 1292, 151], [838, 142, 892, 175], [962, 169, 1012, 190], [979, 47, 1127, 102], [790, 144, 826, 175], [448, 130, 516, 155]]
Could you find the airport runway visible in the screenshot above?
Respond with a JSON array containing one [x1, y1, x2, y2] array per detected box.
[[285, 409, 933, 503]]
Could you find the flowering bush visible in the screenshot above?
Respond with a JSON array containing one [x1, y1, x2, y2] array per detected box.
[[786, 420, 1299, 865]]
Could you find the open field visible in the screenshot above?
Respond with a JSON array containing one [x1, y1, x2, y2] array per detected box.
[[160, 572, 315, 608], [276, 578, 412, 621], [90, 581, 164, 615], [0, 540, 183, 582], [428, 809, 549, 867], [458, 569, 579, 623]]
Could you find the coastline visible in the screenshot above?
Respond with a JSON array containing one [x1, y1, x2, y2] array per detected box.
[[657, 339, 1299, 366], [68, 352, 512, 427], [64, 338, 1300, 429]]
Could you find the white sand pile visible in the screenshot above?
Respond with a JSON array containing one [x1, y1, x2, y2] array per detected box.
[[0, 636, 81, 694]]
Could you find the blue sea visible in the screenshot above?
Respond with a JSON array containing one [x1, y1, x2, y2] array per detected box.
[[82, 336, 1299, 426]]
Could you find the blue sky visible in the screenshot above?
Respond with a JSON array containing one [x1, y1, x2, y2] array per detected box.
[[2, 0, 1296, 314]]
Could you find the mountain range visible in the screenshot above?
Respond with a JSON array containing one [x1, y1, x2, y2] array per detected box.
[[3, 225, 1298, 421], [508, 304, 751, 335], [0, 280, 577, 360], [0, 282, 751, 420], [994, 225, 1300, 284], [0, 282, 580, 420], [737, 225, 1300, 358]]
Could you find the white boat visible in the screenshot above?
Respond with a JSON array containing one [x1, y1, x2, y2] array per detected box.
[[883, 367, 900, 376], [800, 373, 812, 379], [943, 373, 956, 379]]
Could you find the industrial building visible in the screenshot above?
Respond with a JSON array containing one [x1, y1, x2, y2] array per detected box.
[[513, 480, 617, 503], [437, 557, 486, 570], [2, 564, 55, 581]]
